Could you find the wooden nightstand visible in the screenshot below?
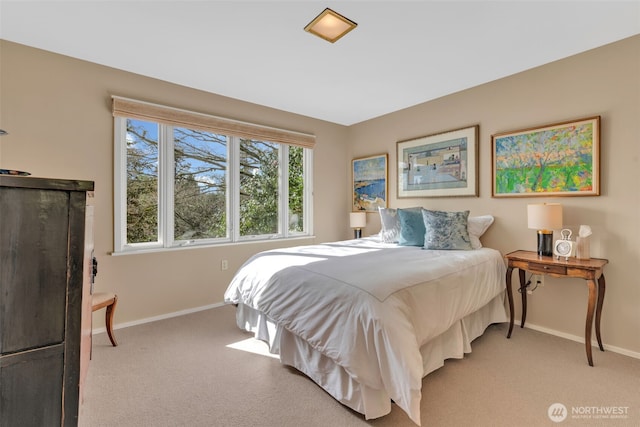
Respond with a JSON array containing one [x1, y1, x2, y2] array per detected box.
[[504, 250, 609, 366]]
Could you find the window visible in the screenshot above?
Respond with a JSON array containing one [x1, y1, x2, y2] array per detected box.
[[113, 97, 314, 253]]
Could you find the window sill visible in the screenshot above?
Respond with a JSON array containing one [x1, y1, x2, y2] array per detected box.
[[110, 235, 317, 256]]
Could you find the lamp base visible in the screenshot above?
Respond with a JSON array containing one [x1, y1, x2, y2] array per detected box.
[[354, 229, 362, 239], [537, 230, 553, 256]]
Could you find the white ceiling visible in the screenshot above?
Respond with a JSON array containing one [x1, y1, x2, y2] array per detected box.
[[1, 1, 639, 126]]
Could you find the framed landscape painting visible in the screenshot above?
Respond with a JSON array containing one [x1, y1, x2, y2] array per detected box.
[[397, 125, 478, 198], [492, 116, 600, 197], [352, 153, 388, 212]]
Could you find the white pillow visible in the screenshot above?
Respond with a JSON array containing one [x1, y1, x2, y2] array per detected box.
[[467, 215, 495, 249]]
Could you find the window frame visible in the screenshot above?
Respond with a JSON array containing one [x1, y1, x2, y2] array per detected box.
[[113, 103, 314, 254]]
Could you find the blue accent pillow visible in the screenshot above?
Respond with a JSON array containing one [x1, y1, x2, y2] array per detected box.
[[378, 206, 421, 243], [397, 208, 426, 246], [422, 209, 473, 250]]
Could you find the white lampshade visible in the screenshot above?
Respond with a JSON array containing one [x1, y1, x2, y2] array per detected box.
[[349, 212, 366, 228], [527, 203, 563, 231]]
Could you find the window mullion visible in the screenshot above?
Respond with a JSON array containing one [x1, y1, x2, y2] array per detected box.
[[304, 148, 314, 235], [114, 117, 128, 251], [229, 136, 240, 242], [159, 125, 175, 248], [280, 144, 288, 237]]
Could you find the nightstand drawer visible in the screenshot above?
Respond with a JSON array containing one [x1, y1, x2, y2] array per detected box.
[[527, 262, 567, 275]]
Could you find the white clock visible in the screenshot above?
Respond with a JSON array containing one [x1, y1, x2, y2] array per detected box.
[[554, 229, 576, 260]]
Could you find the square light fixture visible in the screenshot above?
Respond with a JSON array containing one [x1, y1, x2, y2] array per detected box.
[[304, 8, 357, 43]]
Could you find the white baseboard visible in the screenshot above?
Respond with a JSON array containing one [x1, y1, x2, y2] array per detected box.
[[93, 304, 640, 360], [517, 321, 640, 360], [91, 302, 227, 335]]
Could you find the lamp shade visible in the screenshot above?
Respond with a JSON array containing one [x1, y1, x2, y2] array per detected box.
[[349, 212, 366, 228], [527, 203, 563, 231]]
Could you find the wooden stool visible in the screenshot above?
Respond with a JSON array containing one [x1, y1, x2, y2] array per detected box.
[[92, 292, 118, 346]]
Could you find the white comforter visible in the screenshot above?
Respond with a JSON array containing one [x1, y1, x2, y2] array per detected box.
[[224, 238, 506, 424]]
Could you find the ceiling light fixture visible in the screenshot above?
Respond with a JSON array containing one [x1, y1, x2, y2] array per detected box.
[[304, 8, 357, 43]]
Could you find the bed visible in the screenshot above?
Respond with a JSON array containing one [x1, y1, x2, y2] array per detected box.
[[224, 210, 507, 425]]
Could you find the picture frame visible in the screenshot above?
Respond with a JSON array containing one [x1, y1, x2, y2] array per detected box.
[[352, 153, 388, 212], [492, 116, 600, 197], [397, 125, 478, 198]]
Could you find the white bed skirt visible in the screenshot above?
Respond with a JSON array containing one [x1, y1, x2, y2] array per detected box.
[[234, 293, 507, 422]]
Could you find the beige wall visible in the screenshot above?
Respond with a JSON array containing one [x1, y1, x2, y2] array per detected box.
[[1, 35, 639, 356], [348, 35, 640, 355], [0, 41, 350, 326]]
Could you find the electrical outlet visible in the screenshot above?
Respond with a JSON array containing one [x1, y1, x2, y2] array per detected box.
[[221, 259, 228, 271], [535, 274, 544, 286]]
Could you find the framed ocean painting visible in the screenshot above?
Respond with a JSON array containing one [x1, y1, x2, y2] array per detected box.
[[397, 125, 478, 198], [492, 116, 600, 197], [352, 153, 388, 212]]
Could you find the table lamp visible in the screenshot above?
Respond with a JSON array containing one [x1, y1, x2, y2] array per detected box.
[[350, 212, 366, 239], [527, 203, 563, 256]]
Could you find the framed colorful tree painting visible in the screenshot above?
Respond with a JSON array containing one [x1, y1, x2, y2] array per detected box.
[[492, 116, 600, 197]]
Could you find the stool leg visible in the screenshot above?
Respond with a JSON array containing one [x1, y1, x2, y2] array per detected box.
[[105, 295, 118, 347]]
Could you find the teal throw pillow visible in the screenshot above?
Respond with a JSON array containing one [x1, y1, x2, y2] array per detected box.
[[398, 208, 426, 246], [379, 206, 421, 243]]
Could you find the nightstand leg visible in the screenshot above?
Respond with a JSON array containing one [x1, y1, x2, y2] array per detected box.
[[595, 274, 606, 352], [519, 268, 527, 328], [506, 266, 515, 338], [585, 279, 597, 366]]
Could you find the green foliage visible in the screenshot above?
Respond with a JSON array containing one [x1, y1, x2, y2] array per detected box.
[[127, 174, 158, 243], [173, 172, 226, 240], [288, 146, 304, 232], [239, 140, 279, 235], [496, 164, 592, 194]]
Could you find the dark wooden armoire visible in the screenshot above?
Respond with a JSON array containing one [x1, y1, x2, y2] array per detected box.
[[0, 176, 94, 426]]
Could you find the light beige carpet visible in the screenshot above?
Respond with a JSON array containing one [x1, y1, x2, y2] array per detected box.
[[79, 305, 639, 427]]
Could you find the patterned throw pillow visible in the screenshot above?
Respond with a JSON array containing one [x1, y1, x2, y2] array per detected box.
[[422, 209, 473, 250], [397, 208, 427, 246]]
